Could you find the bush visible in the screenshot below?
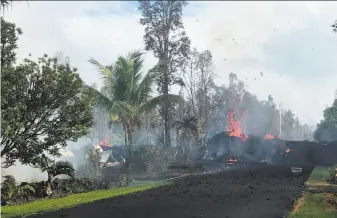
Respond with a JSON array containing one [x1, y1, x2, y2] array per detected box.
[[327, 165, 337, 184], [1, 176, 36, 206]]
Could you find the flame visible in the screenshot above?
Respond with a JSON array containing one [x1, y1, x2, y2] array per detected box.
[[226, 109, 248, 141], [264, 134, 275, 139], [99, 135, 112, 147]]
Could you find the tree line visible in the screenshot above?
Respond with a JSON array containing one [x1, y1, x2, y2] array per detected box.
[[313, 21, 337, 142], [4, 1, 337, 177]]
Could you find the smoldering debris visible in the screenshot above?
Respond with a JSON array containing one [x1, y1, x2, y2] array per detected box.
[[207, 131, 337, 167], [206, 131, 286, 164]]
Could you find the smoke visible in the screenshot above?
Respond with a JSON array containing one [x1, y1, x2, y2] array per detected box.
[[1, 162, 48, 183], [0, 136, 94, 183]]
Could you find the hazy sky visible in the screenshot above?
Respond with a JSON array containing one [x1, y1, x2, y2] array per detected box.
[[4, 1, 337, 126]]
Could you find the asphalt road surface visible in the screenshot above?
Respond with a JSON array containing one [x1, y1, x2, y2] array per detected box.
[[31, 165, 313, 218]]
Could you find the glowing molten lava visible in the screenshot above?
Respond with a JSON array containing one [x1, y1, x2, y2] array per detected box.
[[227, 157, 238, 165], [99, 135, 112, 147], [226, 110, 248, 141], [264, 134, 276, 139]]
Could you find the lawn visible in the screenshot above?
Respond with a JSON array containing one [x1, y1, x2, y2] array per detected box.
[[1, 182, 162, 218], [289, 193, 337, 218], [288, 166, 337, 218], [308, 166, 335, 185]]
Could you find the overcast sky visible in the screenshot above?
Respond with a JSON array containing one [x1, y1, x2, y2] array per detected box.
[[4, 1, 337, 126]]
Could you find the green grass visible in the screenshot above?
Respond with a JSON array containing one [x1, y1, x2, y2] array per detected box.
[[288, 193, 337, 218], [1, 183, 162, 218], [308, 166, 335, 184]]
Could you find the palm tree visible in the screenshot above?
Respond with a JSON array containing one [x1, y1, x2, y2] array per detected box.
[[88, 51, 182, 178], [39, 158, 75, 183], [173, 116, 198, 162], [34, 156, 75, 196], [1, 175, 35, 204]]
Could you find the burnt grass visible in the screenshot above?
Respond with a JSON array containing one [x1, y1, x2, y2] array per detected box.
[[31, 164, 313, 218]]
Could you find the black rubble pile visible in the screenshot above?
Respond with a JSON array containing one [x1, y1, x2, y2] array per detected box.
[[207, 132, 337, 166]]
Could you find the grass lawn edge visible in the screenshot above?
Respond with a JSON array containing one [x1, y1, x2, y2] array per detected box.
[[1, 182, 164, 218], [288, 166, 337, 218]]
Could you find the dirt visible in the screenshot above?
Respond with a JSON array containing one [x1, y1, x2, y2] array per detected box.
[[293, 194, 306, 213], [324, 193, 337, 212], [30, 165, 313, 218]]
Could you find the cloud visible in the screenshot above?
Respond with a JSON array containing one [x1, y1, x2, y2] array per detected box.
[[4, 1, 337, 126]]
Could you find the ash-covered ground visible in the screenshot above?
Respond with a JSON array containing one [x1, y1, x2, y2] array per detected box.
[[30, 164, 313, 218]]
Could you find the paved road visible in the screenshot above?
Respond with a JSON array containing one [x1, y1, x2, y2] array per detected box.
[[31, 165, 313, 218]]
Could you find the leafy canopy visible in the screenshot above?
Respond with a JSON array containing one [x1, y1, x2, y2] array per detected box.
[[1, 18, 95, 167], [314, 99, 337, 141]]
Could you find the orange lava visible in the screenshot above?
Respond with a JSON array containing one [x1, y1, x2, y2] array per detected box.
[[264, 134, 276, 139], [226, 109, 248, 141], [99, 135, 112, 147]]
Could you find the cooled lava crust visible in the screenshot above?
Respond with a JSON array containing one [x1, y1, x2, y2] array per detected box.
[[30, 165, 313, 218]]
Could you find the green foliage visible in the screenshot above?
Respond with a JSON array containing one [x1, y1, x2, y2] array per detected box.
[[1, 54, 95, 167], [1, 175, 36, 203], [1, 175, 16, 202], [1, 18, 22, 68], [88, 50, 183, 175], [314, 99, 337, 141], [38, 157, 75, 182], [89, 51, 183, 121], [13, 184, 35, 200], [138, 1, 191, 148], [1, 19, 94, 167]]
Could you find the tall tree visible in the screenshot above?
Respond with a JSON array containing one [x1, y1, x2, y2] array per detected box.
[[1, 55, 95, 167], [1, 20, 95, 167], [1, 17, 22, 68], [314, 98, 337, 141], [88, 51, 182, 179], [181, 48, 215, 152], [138, 1, 191, 148]]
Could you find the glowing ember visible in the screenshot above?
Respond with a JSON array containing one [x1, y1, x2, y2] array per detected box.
[[227, 157, 238, 165], [226, 109, 248, 141], [99, 135, 112, 147], [264, 134, 276, 139]]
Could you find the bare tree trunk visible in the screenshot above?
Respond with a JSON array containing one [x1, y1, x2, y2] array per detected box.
[[125, 121, 133, 185]]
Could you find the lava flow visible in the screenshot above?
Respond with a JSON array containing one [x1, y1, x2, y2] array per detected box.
[[264, 134, 276, 139], [99, 135, 112, 147], [226, 109, 248, 141]]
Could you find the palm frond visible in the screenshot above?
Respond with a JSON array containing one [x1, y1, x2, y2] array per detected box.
[[128, 50, 144, 79], [88, 58, 113, 80], [2, 175, 15, 186], [84, 85, 115, 112], [113, 101, 137, 120], [138, 94, 184, 114], [52, 161, 75, 178], [14, 185, 35, 198], [136, 70, 156, 104]]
